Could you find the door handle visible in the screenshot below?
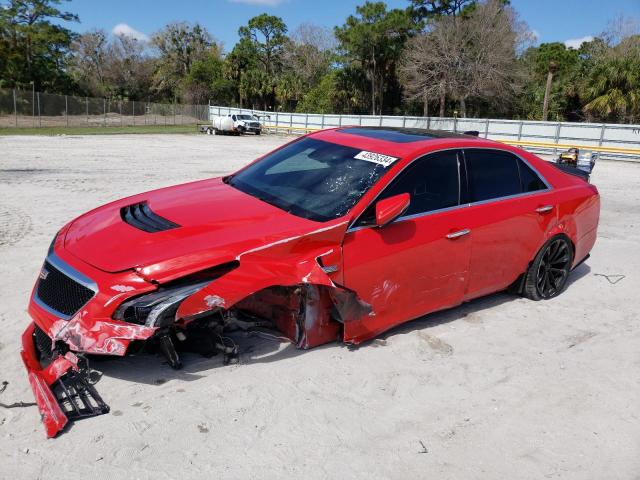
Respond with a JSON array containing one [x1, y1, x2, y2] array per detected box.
[[446, 228, 471, 239], [535, 205, 554, 214]]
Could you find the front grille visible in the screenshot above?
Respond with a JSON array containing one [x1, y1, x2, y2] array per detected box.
[[121, 201, 180, 233], [33, 323, 53, 362], [36, 260, 94, 317]]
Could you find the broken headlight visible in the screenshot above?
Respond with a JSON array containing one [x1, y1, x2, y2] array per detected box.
[[113, 261, 239, 328], [113, 281, 210, 328]]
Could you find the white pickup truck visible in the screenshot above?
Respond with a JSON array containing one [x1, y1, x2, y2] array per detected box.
[[201, 114, 262, 135]]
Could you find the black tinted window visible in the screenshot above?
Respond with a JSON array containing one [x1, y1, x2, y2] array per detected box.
[[465, 149, 521, 202], [358, 151, 460, 225], [518, 159, 547, 192]]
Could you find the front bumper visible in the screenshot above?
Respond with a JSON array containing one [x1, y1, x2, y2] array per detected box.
[[21, 322, 110, 437], [23, 249, 158, 437]]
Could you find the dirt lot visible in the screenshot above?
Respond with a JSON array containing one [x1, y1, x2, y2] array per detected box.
[[0, 134, 638, 480]]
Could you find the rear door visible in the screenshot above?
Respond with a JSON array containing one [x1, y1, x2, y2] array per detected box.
[[342, 149, 474, 343], [462, 148, 556, 300]]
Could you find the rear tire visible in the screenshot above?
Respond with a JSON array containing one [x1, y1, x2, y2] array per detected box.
[[523, 235, 574, 300]]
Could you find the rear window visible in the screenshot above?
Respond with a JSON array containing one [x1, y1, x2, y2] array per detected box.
[[465, 150, 521, 202], [465, 149, 547, 202], [518, 160, 547, 191]]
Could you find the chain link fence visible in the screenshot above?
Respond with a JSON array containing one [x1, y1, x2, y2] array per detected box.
[[0, 88, 209, 128]]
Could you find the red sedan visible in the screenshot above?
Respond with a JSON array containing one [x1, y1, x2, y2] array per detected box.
[[21, 127, 600, 437]]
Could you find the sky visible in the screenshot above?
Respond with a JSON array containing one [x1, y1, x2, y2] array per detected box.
[[63, 0, 640, 50]]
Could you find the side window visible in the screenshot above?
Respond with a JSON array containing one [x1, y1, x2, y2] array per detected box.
[[465, 149, 521, 202], [232, 115, 236, 121], [357, 150, 460, 225], [518, 159, 547, 192]]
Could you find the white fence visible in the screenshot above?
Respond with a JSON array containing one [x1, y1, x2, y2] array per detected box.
[[209, 105, 640, 161]]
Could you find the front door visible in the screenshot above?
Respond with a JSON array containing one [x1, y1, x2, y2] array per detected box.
[[341, 150, 473, 344]]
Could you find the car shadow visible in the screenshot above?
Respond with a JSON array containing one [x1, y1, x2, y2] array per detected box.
[[97, 262, 592, 386]]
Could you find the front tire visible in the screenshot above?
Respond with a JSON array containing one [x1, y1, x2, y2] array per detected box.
[[523, 235, 574, 300]]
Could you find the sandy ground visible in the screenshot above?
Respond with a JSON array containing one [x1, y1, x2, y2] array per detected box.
[[0, 134, 638, 480]]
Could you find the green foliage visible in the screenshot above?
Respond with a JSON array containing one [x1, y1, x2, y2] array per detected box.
[[580, 37, 640, 122], [335, 1, 414, 114], [296, 71, 338, 113], [518, 42, 583, 120], [151, 22, 213, 100], [409, 0, 476, 21], [0, 0, 78, 92], [1, 0, 638, 124], [182, 48, 234, 104]]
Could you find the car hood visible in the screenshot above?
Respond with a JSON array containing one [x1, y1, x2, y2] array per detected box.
[[64, 177, 333, 279]]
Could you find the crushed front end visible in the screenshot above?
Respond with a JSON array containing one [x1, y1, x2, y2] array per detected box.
[[21, 230, 160, 437], [21, 219, 372, 438]]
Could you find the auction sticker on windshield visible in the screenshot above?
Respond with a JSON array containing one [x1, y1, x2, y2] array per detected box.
[[354, 150, 399, 167]]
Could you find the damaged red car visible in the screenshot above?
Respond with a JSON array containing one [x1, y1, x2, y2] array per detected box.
[[21, 127, 600, 437]]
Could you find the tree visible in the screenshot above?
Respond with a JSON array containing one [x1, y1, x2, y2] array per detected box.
[[335, 2, 413, 114], [400, 0, 522, 117], [409, 0, 477, 21], [0, 0, 78, 91], [580, 34, 640, 123], [278, 23, 336, 110], [151, 22, 213, 99], [518, 42, 582, 120], [296, 71, 338, 113], [69, 30, 154, 100], [236, 14, 288, 109], [69, 29, 109, 96], [182, 46, 234, 105], [285, 23, 335, 86], [104, 34, 153, 100]]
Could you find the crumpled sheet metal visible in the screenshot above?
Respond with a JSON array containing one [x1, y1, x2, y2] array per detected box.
[[20, 322, 80, 437], [176, 221, 373, 332], [50, 314, 156, 356]]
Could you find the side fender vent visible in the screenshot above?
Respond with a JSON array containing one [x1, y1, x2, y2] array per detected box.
[[121, 202, 180, 233]]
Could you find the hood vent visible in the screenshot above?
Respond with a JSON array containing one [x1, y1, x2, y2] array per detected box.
[[121, 202, 180, 233]]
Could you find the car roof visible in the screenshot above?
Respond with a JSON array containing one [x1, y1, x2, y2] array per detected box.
[[310, 126, 496, 158], [335, 126, 475, 142]]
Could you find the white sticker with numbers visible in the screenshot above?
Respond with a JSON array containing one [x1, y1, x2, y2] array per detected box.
[[354, 150, 399, 167]]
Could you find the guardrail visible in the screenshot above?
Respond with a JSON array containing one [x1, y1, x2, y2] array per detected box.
[[212, 105, 640, 162]]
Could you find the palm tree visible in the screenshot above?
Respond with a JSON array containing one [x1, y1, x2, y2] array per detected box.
[[581, 53, 640, 123]]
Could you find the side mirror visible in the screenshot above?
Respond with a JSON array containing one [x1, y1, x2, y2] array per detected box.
[[375, 193, 410, 227]]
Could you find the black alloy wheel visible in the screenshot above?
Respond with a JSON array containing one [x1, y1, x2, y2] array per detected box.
[[523, 236, 574, 300]]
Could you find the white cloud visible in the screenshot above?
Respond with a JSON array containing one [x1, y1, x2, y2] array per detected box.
[[229, 0, 285, 6], [564, 35, 594, 49], [531, 29, 541, 42], [112, 23, 149, 42]]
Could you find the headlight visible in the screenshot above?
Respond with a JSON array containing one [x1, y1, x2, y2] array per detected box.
[[113, 280, 209, 328], [113, 261, 239, 328]]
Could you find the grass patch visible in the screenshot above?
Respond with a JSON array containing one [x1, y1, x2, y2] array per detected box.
[[0, 125, 200, 136]]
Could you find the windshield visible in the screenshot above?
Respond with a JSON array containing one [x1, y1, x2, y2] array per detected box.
[[237, 115, 255, 120], [228, 138, 396, 222]]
